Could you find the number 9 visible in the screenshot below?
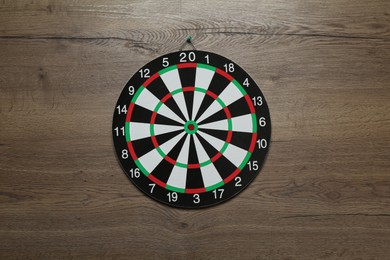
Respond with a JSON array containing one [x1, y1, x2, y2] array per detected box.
[[128, 86, 135, 95]]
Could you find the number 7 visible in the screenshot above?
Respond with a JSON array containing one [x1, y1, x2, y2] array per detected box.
[[149, 183, 156, 193]]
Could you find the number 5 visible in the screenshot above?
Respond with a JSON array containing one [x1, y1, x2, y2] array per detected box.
[[162, 57, 169, 67]]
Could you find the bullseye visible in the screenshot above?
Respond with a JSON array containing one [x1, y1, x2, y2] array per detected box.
[[184, 120, 198, 134]]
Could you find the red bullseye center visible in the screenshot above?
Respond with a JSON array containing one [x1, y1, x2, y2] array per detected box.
[[184, 120, 198, 134]]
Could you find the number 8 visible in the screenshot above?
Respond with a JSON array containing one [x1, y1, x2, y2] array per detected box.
[[122, 149, 128, 159]]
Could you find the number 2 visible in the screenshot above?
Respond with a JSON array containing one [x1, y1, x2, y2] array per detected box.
[[235, 176, 242, 187]]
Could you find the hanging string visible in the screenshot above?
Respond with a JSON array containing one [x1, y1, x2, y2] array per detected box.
[[179, 36, 196, 51]]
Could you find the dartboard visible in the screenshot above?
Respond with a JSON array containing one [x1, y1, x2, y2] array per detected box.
[[113, 50, 271, 208]]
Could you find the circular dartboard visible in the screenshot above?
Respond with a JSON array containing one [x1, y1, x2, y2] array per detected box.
[[113, 50, 271, 208]]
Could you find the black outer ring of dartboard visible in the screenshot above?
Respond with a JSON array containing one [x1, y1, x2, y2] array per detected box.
[[112, 50, 271, 209]]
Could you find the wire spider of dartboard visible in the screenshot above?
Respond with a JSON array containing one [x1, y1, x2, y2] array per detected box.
[[113, 50, 271, 208]]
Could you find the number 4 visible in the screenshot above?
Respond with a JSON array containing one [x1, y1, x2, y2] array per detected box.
[[243, 78, 250, 87]]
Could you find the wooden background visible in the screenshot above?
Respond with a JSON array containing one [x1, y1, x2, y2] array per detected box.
[[1, 0, 389, 259]]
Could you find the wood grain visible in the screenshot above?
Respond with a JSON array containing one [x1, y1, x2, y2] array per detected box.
[[1, 0, 390, 259]]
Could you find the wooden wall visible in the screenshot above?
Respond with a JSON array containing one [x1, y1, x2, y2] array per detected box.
[[1, 0, 389, 259]]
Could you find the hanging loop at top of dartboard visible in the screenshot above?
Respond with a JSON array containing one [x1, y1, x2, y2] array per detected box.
[[179, 36, 196, 51]]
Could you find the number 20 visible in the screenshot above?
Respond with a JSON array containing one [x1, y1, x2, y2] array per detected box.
[[180, 52, 196, 62]]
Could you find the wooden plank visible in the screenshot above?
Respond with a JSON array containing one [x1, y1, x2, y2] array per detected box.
[[1, 0, 389, 38]]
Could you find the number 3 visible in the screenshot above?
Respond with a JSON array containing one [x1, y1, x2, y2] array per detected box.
[[193, 194, 200, 204]]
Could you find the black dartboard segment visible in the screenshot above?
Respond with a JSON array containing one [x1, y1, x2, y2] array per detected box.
[[113, 50, 271, 208]]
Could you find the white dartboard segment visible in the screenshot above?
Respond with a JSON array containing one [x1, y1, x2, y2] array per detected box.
[[192, 67, 215, 119], [166, 135, 191, 190], [193, 135, 223, 188], [160, 68, 190, 121], [137, 149, 163, 174], [158, 132, 186, 156], [197, 130, 226, 152], [198, 118, 229, 132], [135, 87, 184, 124], [197, 81, 244, 123], [152, 124, 184, 137], [231, 114, 255, 133], [129, 122, 183, 141]]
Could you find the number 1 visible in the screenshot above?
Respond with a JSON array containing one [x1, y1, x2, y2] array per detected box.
[[205, 55, 209, 64]]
